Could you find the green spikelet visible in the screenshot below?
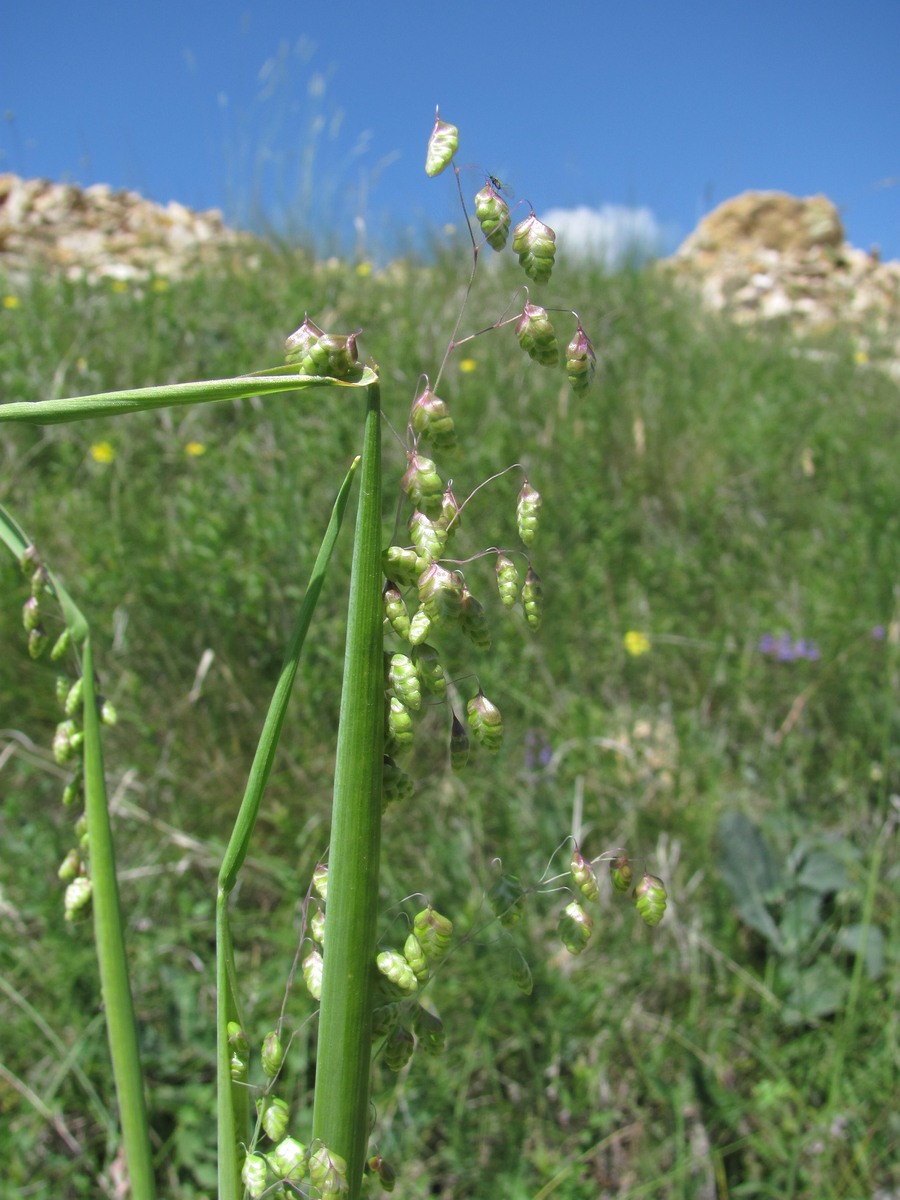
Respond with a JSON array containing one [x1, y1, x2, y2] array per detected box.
[[566, 322, 596, 394], [312, 862, 328, 902], [467, 688, 503, 751], [558, 900, 593, 954], [449, 710, 469, 771], [411, 388, 457, 451], [408, 605, 432, 646], [64, 876, 92, 922], [515, 303, 559, 366], [417, 562, 464, 625], [610, 854, 633, 894], [383, 544, 428, 589], [437, 484, 462, 540], [459, 584, 491, 650], [271, 1137, 308, 1184], [242, 1153, 269, 1199], [516, 480, 542, 547], [64, 677, 84, 717], [58, 849, 80, 881], [495, 553, 520, 608], [228, 1021, 249, 1083], [28, 626, 48, 659], [387, 651, 422, 711], [403, 932, 429, 982], [284, 313, 324, 364], [386, 697, 415, 755], [570, 849, 599, 902], [309, 1145, 348, 1196], [474, 182, 512, 250], [309, 905, 326, 946], [384, 1024, 416, 1071], [302, 949, 324, 999], [258, 1095, 290, 1142], [382, 579, 411, 640], [412, 643, 447, 698], [50, 628, 71, 661], [413, 905, 453, 961], [261, 1031, 284, 1078], [522, 565, 544, 631], [22, 595, 40, 633], [52, 719, 82, 764], [413, 1004, 445, 1055], [291, 329, 361, 380], [409, 509, 448, 561], [425, 108, 459, 176], [488, 873, 525, 927], [377, 949, 419, 995], [382, 755, 415, 808], [402, 452, 444, 518], [512, 212, 557, 283], [634, 872, 667, 927]]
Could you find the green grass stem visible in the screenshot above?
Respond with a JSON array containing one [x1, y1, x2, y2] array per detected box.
[[81, 635, 156, 1200], [312, 382, 384, 1195]]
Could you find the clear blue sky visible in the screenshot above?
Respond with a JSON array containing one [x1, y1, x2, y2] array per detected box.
[[3, 0, 899, 261]]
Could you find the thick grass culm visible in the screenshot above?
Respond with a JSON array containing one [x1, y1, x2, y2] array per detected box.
[[1, 237, 898, 1199]]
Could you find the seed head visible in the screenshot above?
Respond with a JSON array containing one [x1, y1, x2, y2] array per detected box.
[[522, 565, 544, 631], [570, 849, 599, 902], [516, 480, 542, 546], [383, 579, 412, 640], [610, 854, 633, 893], [566, 322, 597, 394], [558, 900, 593, 954], [261, 1030, 284, 1078], [413, 905, 454, 961], [634, 872, 668, 927], [377, 949, 419, 995], [271, 1137, 308, 1184], [512, 213, 557, 283], [467, 688, 503, 751], [425, 108, 459, 177], [411, 387, 457, 451], [474, 183, 512, 250], [241, 1153, 269, 1199], [515, 303, 559, 367], [258, 1094, 290, 1142]]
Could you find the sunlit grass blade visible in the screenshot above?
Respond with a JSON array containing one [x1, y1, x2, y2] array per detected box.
[[0, 366, 378, 425], [215, 457, 361, 1200]]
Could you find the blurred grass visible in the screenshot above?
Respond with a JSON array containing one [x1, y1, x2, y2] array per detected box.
[[1, 248, 898, 1199]]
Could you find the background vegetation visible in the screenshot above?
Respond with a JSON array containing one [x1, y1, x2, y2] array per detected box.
[[1, 243, 898, 1199]]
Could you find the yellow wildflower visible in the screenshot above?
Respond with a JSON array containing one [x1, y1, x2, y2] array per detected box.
[[355, 261, 373, 278], [459, 357, 477, 374], [90, 441, 115, 464], [623, 630, 651, 657], [110, 279, 128, 294], [853, 348, 869, 366], [185, 441, 206, 457], [151, 277, 170, 293], [3, 294, 20, 310]]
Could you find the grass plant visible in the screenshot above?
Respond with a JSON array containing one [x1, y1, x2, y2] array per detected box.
[[1, 111, 898, 1199]]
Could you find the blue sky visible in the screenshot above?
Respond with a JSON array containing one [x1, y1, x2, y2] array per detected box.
[[3, 1, 899, 262]]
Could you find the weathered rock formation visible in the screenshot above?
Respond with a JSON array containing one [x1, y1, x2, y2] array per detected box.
[[0, 173, 257, 284], [665, 191, 900, 361]]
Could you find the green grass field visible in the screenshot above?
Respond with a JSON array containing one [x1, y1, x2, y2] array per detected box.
[[1, 245, 898, 1199]]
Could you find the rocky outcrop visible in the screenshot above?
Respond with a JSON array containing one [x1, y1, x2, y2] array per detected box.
[[0, 173, 258, 284], [664, 192, 900, 364]]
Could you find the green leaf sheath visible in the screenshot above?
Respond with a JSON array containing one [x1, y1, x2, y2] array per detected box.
[[312, 382, 384, 1196]]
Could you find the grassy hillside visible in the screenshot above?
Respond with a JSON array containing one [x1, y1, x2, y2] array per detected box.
[[1, 247, 898, 1199]]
